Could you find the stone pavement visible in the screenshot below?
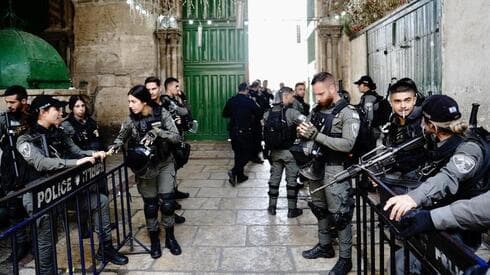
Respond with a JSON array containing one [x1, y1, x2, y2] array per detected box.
[[1, 141, 488, 274], [104, 141, 355, 274]]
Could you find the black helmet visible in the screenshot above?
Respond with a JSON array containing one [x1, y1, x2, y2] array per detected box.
[[126, 145, 154, 175]]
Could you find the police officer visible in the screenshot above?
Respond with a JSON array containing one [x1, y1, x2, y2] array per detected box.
[[0, 85, 31, 261], [354, 75, 384, 148], [161, 77, 192, 199], [384, 95, 489, 274], [292, 82, 310, 116], [145, 76, 186, 224], [111, 85, 182, 258], [17, 95, 128, 274], [248, 80, 269, 164], [223, 82, 262, 186], [384, 95, 488, 222], [297, 72, 359, 275], [377, 79, 426, 196], [61, 95, 104, 151], [264, 87, 303, 218]]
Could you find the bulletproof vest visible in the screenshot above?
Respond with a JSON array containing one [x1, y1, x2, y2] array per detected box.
[[131, 113, 170, 161], [0, 112, 28, 150], [66, 115, 100, 150], [263, 105, 296, 150], [420, 134, 489, 206], [310, 99, 351, 163], [385, 107, 423, 146]]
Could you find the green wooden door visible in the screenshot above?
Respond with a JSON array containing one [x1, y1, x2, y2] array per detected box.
[[183, 0, 248, 140]]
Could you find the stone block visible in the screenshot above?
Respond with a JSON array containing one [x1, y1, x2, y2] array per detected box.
[[220, 247, 294, 272], [193, 225, 246, 246], [196, 187, 238, 198], [151, 247, 220, 271], [247, 225, 318, 246], [180, 210, 235, 225], [97, 74, 115, 87]]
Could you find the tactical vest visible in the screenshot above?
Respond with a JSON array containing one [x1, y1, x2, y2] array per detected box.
[[65, 115, 101, 150], [385, 107, 423, 146], [161, 95, 193, 133], [420, 134, 489, 206], [310, 99, 351, 164], [130, 112, 170, 161]]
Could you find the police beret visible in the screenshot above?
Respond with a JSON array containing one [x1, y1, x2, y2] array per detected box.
[[422, 95, 461, 122]]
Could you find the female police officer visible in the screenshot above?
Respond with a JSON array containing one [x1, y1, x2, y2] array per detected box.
[[17, 95, 128, 274], [110, 85, 182, 258]]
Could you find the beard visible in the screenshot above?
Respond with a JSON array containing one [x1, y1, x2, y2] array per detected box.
[[317, 97, 333, 108]]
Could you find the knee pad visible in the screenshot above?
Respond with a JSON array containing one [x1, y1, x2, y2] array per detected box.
[[308, 201, 327, 219], [143, 197, 159, 220], [159, 193, 175, 216]]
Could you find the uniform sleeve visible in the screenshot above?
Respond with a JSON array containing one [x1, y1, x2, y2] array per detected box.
[[291, 99, 304, 114], [112, 118, 132, 149], [286, 108, 302, 125], [156, 109, 181, 144], [314, 108, 360, 152], [17, 134, 78, 171], [223, 99, 232, 118], [0, 113, 7, 139], [62, 131, 94, 157], [408, 141, 484, 207], [61, 120, 76, 139], [430, 191, 490, 231]]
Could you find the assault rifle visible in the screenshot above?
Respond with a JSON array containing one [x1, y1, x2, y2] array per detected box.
[[311, 136, 425, 194], [4, 113, 20, 180]]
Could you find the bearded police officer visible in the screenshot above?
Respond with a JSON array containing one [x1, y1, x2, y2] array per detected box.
[[263, 87, 303, 218], [0, 85, 32, 261], [292, 82, 310, 116], [297, 72, 359, 275], [17, 95, 128, 274]]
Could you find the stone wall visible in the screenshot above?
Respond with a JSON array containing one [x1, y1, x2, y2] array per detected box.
[[441, 0, 490, 128], [349, 33, 367, 105], [71, 0, 158, 140]]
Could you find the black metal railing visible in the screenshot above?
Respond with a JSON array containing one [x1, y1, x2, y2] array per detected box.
[[0, 160, 139, 274], [355, 172, 489, 274]]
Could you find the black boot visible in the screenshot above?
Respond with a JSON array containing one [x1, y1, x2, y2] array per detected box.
[[267, 205, 276, 216], [174, 214, 186, 224], [302, 243, 335, 259], [237, 174, 249, 183], [228, 170, 237, 186], [149, 231, 162, 259], [329, 257, 352, 275], [96, 241, 129, 265], [165, 226, 182, 255], [174, 187, 189, 199], [174, 201, 182, 210], [287, 208, 303, 218]]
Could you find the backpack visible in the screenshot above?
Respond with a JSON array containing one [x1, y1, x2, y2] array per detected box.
[[263, 105, 295, 150]]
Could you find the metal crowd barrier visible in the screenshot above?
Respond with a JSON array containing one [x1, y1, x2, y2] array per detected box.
[[0, 159, 143, 274], [355, 172, 489, 275]]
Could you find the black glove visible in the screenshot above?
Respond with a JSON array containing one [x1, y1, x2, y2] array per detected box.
[[398, 209, 435, 239]]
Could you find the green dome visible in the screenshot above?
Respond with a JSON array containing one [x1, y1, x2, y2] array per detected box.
[[0, 29, 70, 89]]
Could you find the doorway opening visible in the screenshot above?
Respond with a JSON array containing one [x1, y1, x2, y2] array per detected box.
[[248, 0, 308, 94]]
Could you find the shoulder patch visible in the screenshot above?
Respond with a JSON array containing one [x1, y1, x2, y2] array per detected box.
[[451, 154, 476, 174], [18, 142, 31, 158]]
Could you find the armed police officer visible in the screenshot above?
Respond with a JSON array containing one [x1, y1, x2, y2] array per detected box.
[[145, 76, 187, 224], [354, 75, 385, 149], [297, 72, 359, 275], [17, 95, 128, 274], [263, 87, 303, 218], [111, 85, 182, 258], [384, 95, 489, 274], [377, 78, 426, 196], [0, 85, 32, 261], [160, 77, 193, 198], [223, 82, 262, 185]]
